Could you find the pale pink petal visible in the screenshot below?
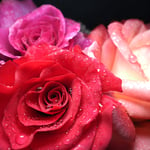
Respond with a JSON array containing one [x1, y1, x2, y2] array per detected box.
[[117, 97, 150, 120], [108, 22, 147, 80], [101, 38, 116, 70], [130, 30, 150, 49], [111, 50, 145, 81], [133, 46, 150, 80], [122, 19, 147, 43], [122, 80, 150, 101], [83, 41, 101, 60]]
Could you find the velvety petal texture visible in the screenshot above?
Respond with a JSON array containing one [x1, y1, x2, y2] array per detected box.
[[0, 0, 36, 63], [9, 5, 80, 54], [0, 44, 123, 149], [0, 1, 91, 65]]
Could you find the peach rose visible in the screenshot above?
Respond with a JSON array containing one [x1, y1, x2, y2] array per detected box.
[[88, 19, 150, 149]]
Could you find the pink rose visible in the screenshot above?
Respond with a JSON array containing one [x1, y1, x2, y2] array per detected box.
[[88, 19, 150, 149], [0, 43, 125, 149], [0, 0, 36, 64], [1, 2, 91, 65], [9, 4, 82, 54]]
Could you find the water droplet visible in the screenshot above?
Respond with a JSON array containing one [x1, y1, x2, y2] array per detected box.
[[55, 145, 60, 149], [65, 138, 70, 144], [38, 44, 42, 48], [68, 88, 72, 95], [93, 108, 98, 113], [98, 103, 103, 108], [46, 105, 51, 109], [16, 135, 27, 145], [113, 105, 116, 109], [59, 119, 63, 123], [36, 86, 42, 91], [97, 68, 100, 72], [128, 54, 137, 63], [65, 131, 69, 134]]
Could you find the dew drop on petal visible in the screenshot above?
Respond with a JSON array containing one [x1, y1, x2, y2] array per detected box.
[[98, 103, 103, 108], [16, 134, 27, 145], [36, 86, 42, 91], [128, 54, 137, 63], [55, 145, 60, 149], [65, 131, 69, 135], [68, 88, 72, 94], [65, 138, 71, 144], [113, 105, 116, 109], [97, 68, 100, 72]]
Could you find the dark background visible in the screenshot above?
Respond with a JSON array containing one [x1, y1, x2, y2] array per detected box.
[[0, 0, 149, 30], [33, 0, 150, 30]]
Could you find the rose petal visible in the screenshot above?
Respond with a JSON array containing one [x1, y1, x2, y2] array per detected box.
[[122, 80, 150, 101], [116, 95, 150, 120], [0, 124, 10, 149], [101, 38, 116, 70], [9, 5, 66, 51], [15, 60, 55, 85], [9, 5, 80, 52], [133, 122, 150, 150], [107, 100, 136, 150], [83, 41, 101, 60], [133, 46, 150, 80], [60, 18, 80, 48], [0, 28, 19, 59], [108, 22, 146, 80], [69, 32, 92, 50], [121, 19, 147, 43], [0, 0, 36, 28], [30, 80, 99, 149], [112, 102, 135, 140], [112, 50, 145, 81], [99, 63, 122, 92], [40, 63, 71, 80], [2, 91, 36, 149], [130, 30, 150, 49], [0, 60, 17, 86], [27, 44, 122, 92], [18, 97, 66, 126], [92, 95, 113, 150], [88, 24, 117, 70], [72, 122, 97, 150], [88, 24, 109, 48]]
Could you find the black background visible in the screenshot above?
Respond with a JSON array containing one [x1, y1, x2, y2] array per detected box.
[[33, 0, 150, 30], [0, 0, 150, 30]]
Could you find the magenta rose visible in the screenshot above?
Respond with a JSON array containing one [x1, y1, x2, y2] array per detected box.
[[0, 43, 125, 149], [8, 4, 82, 54], [0, 0, 36, 64]]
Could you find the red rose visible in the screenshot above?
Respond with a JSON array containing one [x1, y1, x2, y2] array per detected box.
[[0, 44, 123, 149]]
